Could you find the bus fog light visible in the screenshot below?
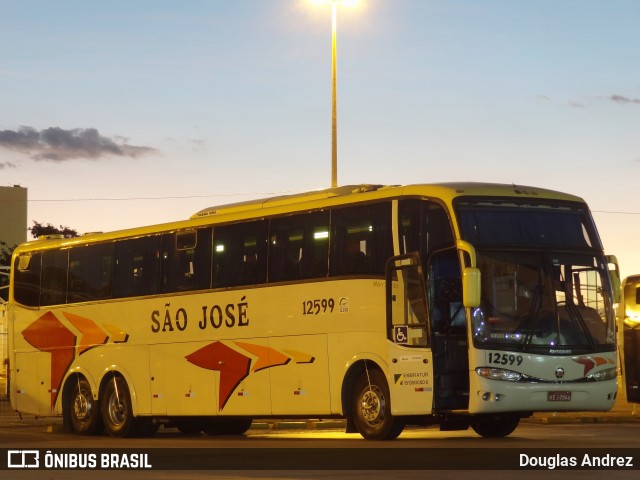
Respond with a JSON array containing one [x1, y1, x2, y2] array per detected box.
[[482, 392, 491, 401], [494, 394, 502, 401]]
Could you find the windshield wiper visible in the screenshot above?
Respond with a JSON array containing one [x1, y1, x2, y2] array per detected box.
[[562, 302, 596, 350]]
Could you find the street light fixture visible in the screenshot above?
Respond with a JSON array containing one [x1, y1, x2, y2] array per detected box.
[[311, 0, 359, 188]]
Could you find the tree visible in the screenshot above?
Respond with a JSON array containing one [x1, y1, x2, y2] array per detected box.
[[0, 241, 12, 301], [29, 221, 79, 239], [0, 240, 14, 266]]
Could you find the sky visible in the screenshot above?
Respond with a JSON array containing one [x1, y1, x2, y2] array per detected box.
[[1, 0, 639, 278]]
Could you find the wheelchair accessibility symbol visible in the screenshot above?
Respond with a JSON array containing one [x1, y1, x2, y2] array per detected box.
[[394, 326, 408, 344]]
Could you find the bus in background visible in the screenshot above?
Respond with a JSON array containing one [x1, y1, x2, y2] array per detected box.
[[620, 274, 640, 403], [6, 183, 619, 440]]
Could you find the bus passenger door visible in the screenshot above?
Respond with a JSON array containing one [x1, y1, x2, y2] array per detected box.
[[427, 249, 470, 411], [386, 254, 434, 415]]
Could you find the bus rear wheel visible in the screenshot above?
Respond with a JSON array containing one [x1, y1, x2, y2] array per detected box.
[[69, 378, 103, 435], [101, 375, 148, 437], [471, 414, 520, 438], [351, 368, 404, 440]]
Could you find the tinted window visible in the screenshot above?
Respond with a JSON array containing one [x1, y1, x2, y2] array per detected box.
[[455, 200, 599, 249], [68, 244, 113, 303], [13, 253, 41, 307], [268, 211, 330, 282], [331, 203, 392, 276], [113, 235, 161, 298], [41, 249, 68, 306], [161, 228, 212, 293], [399, 199, 454, 261], [214, 221, 268, 287]]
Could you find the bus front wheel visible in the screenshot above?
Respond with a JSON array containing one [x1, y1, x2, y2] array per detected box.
[[351, 368, 404, 440], [471, 414, 520, 438]]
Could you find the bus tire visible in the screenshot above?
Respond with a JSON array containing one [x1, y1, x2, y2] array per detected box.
[[351, 368, 404, 440], [471, 414, 520, 438], [101, 375, 145, 437], [69, 378, 103, 435]]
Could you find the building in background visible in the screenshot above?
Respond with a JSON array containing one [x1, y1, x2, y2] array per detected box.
[[0, 185, 26, 393], [0, 185, 28, 249]]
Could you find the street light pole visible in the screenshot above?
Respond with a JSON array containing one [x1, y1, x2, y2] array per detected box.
[[331, 2, 338, 188], [312, 0, 358, 188]]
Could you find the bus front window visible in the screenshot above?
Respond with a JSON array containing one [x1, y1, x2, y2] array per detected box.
[[472, 251, 615, 352]]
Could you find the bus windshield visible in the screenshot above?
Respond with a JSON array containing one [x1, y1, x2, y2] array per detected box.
[[455, 199, 614, 353], [456, 199, 602, 250]]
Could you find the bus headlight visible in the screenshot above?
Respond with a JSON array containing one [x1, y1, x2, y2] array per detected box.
[[475, 367, 522, 382], [586, 367, 617, 382]]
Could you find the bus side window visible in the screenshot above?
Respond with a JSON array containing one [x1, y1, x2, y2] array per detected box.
[[162, 228, 212, 293], [331, 203, 392, 276], [398, 199, 454, 260], [68, 244, 113, 303], [268, 211, 329, 282], [113, 235, 161, 298], [13, 252, 42, 307], [214, 221, 267, 287], [41, 249, 69, 306]]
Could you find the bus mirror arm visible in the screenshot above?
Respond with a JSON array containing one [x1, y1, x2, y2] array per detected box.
[[457, 240, 481, 308], [456, 240, 477, 268]]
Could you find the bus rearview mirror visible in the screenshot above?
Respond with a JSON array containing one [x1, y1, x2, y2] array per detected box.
[[463, 267, 481, 308]]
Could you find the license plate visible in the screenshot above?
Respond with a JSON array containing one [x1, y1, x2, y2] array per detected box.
[[547, 391, 571, 401]]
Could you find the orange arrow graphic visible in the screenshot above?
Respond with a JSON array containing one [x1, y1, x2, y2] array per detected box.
[[22, 312, 76, 410], [186, 342, 251, 411], [63, 312, 108, 355], [234, 342, 291, 372]]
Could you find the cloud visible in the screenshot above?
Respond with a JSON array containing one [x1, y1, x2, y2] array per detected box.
[[0, 126, 158, 161], [609, 94, 640, 105], [0, 161, 17, 169]]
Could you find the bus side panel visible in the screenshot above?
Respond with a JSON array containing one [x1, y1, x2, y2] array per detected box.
[[217, 342, 272, 416], [14, 351, 51, 415], [150, 343, 218, 416], [387, 343, 433, 415], [269, 334, 330, 415]]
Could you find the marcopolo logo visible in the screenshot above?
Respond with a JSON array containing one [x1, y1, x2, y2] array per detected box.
[[7, 450, 40, 468]]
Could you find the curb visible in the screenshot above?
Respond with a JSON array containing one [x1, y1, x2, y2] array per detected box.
[[526, 414, 640, 425]]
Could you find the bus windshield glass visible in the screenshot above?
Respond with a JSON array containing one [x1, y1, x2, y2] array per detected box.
[[455, 199, 601, 249], [455, 199, 614, 353]]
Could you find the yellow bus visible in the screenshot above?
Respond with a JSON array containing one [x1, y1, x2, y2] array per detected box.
[[7, 183, 619, 439]]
